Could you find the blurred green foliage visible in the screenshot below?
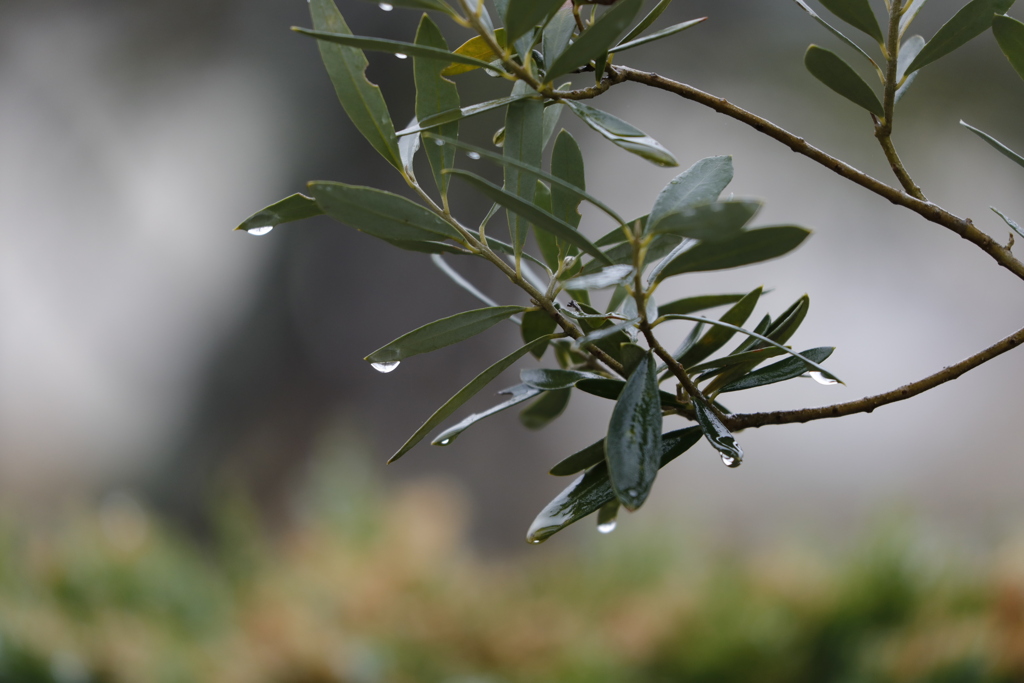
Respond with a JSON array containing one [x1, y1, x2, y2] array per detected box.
[[0, 464, 1023, 683]]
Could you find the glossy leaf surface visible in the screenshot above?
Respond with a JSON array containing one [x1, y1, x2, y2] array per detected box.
[[308, 181, 460, 243], [895, 35, 925, 103], [397, 94, 531, 136], [527, 427, 702, 542], [605, 353, 663, 510], [648, 156, 733, 231], [563, 265, 636, 290], [366, 306, 526, 365], [961, 121, 1024, 170], [654, 227, 811, 280], [992, 207, 1024, 238], [817, 0, 883, 43], [355, 0, 450, 10], [611, 18, 706, 52], [720, 346, 835, 393], [565, 101, 678, 167], [906, 0, 1016, 74], [545, 0, 644, 80], [308, 0, 402, 169], [521, 368, 603, 391], [414, 16, 459, 197], [431, 384, 541, 445], [389, 334, 555, 462], [691, 392, 744, 467], [575, 378, 679, 408], [994, 14, 1024, 80], [520, 388, 572, 429], [805, 45, 884, 116], [236, 194, 323, 232], [900, 0, 931, 36]]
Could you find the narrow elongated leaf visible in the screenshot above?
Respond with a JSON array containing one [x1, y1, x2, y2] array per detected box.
[[566, 101, 678, 166], [520, 388, 572, 429], [528, 427, 702, 542], [432, 384, 541, 445], [576, 319, 639, 348], [650, 200, 762, 241], [545, 0, 644, 80], [389, 334, 556, 462], [442, 29, 506, 77], [900, 0, 931, 37], [414, 16, 460, 198], [680, 287, 763, 367], [620, 343, 649, 376], [791, 0, 883, 74], [398, 117, 421, 177], [366, 306, 526, 365], [504, 82, 545, 260], [541, 102, 564, 150], [691, 393, 744, 467], [563, 264, 636, 290], [655, 227, 811, 280], [505, 0, 565, 45], [446, 169, 613, 263], [994, 14, 1024, 80], [620, 0, 674, 45], [720, 347, 835, 393], [992, 206, 1024, 238], [906, 0, 1017, 74], [430, 255, 501, 309], [522, 308, 558, 358], [533, 181, 560, 271], [961, 121, 1024, 170], [648, 156, 734, 230], [611, 18, 707, 52], [658, 294, 746, 317], [690, 347, 786, 377], [308, 0, 402, 169], [605, 353, 662, 510], [551, 129, 586, 231], [549, 438, 606, 476], [356, 0, 451, 10], [817, 0, 884, 43], [805, 45, 884, 116], [576, 378, 679, 407], [294, 28, 498, 70], [397, 94, 531, 136], [542, 4, 576, 64], [308, 181, 461, 243], [236, 194, 323, 233], [521, 368, 603, 391], [895, 34, 926, 103]]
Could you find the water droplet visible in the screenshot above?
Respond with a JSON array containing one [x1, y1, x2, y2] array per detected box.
[[370, 360, 400, 373], [597, 519, 617, 534], [246, 225, 273, 236], [378, 2, 394, 10], [438, 438, 451, 446], [721, 453, 739, 468], [395, 53, 408, 59], [809, 371, 839, 385], [433, 138, 444, 146], [626, 488, 639, 498], [466, 151, 481, 160]]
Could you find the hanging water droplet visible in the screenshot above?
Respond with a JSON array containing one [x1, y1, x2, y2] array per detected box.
[[246, 226, 273, 236], [597, 519, 617, 534], [395, 53, 408, 60], [721, 453, 739, 467], [809, 371, 839, 386], [438, 438, 451, 446], [370, 360, 400, 374], [466, 151, 481, 160], [597, 499, 619, 534], [378, 2, 394, 10]]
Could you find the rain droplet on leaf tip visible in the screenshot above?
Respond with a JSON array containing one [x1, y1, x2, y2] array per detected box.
[[246, 226, 273, 236], [597, 520, 617, 534], [438, 438, 451, 446], [809, 371, 839, 386], [370, 360, 400, 374]]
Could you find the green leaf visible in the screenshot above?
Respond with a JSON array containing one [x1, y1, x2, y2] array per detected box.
[[307, 0, 402, 170], [541, 101, 564, 150], [527, 427, 702, 542], [504, 83, 545, 262], [397, 93, 532, 136], [620, 0, 674, 45], [649, 200, 762, 241], [551, 129, 586, 231], [236, 193, 323, 233], [563, 264, 636, 290], [791, 0, 883, 75], [576, 378, 680, 408], [565, 101, 678, 166], [308, 181, 461, 244], [432, 384, 541, 445], [611, 18, 707, 52], [576, 319, 639, 348], [655, 226, 811, 280], [430, 255, 501, 309], [542, 4, 577, 65], [720, 347, 836, 393], [961, 120, 1024, 170], [994, 14, 1024, 80], [365, 306, 526, 365], [355, 0, 451, 10], [521, 309, 558, 358], [900, 0, 931, 37], [605, 353, 663, 510], [657, 294, 746, 317], [532, 182, 561, 272], [895, 34, 925, 103], [442, 29, 506, 77], [545, 0, 644, 80], [817, 0, 884, 43], [505, 0, 565, 45], [549, 438, 606, 476], [906, 0, 1016, 74], [293, 28, 499, 70], [389, 334, 556, 462], [679, 287, 763, 367], [413, 16, 460, 198], [689, 348, 787, 377], [804, 45, 884, 116], [992, 206, 1024, 238], [520, 388, 572, 429], [521, 368, 603, 391], [691, 392, 744, 467], [446, 169, 614, 264], [648, 156, 734, 231], [620, 342, 649, 377]]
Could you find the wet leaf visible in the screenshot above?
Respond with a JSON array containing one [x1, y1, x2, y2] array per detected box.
[[657, 293, 746, 317], [565, 101, 678, 167], [527, 427, 702, 542], [293, 28, 498, 70], [308, 0, 402, 169], [679, 287, 763, 367], [389, 334, 557, 462], [520, 388, 572, 429], [545, 0, 644, 80], [805, 45, 884, 116], [994, 14, 1024, 81], [308, 181, 461, 243], [961, 121, 1024, 170], [236, 193, 323, 232], [605, 353, 663, 510], [654, 226, 811, 280], [549, 438, 606, 475], [906, 0, 1016, 74], [817, 0, 884, 44], [432, 384, 541, 445], [611, 17, 706, 52], [414, 16, 459, 197], [649, 200, 762, 241], [689, 347, 786, 377], [355, 0, 451, 10], [648, 156, 734, 231], [366, 306, 526, 365], [720, 346, 835, 393], [691, 392, 744, 467], [521, 368, 603, 391], [576, 378, 679, 407], [563, 264, 636, 290]]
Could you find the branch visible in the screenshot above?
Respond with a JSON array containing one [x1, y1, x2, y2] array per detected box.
[[723, 324, 1024, 430]]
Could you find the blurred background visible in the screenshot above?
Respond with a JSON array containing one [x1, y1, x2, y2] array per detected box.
[[3, 0, 1024, 680]]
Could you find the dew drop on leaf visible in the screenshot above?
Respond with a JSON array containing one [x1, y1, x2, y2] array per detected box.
[[378, 2, 394, 10], [466, 151, 481, 160], [434, 138, 444, 146], [395, 53, 408, 60], [370, 360, 400, 374], [809, 371, 838, 386], [246, 226, 273, 236], [438, 438, 451, 446]]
